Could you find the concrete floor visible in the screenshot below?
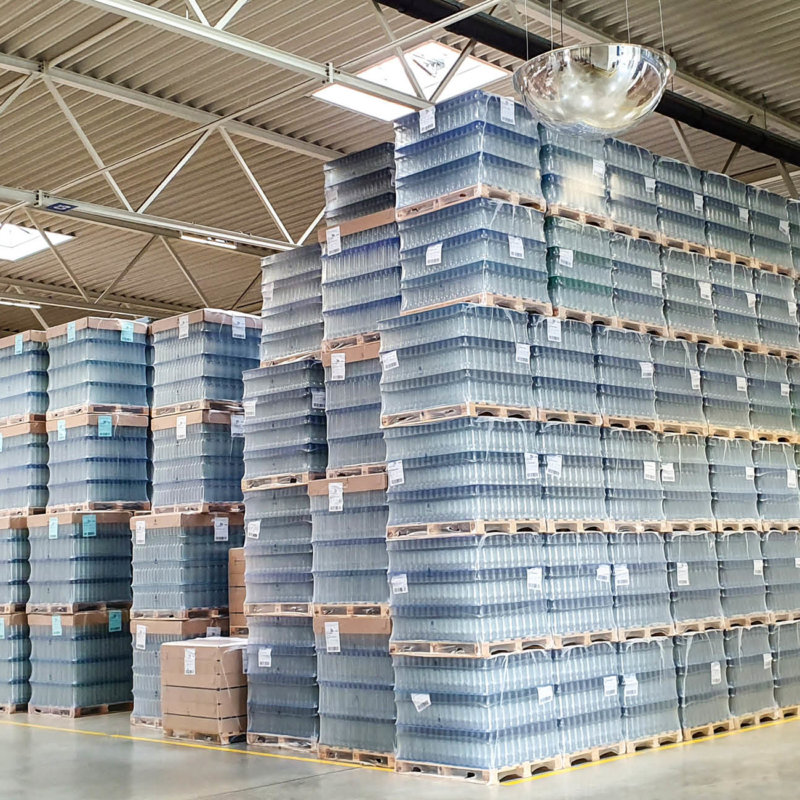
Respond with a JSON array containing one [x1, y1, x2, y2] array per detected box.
[[0, 713, 797, 799]]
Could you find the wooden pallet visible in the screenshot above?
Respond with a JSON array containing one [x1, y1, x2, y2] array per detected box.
[[130, 607, 227, 620], [325, 463, 386, 479], [612, 520, 673, 533], [148, 503, 245, 514], [616, 624, 676, 642], [726, 613, 773, 629], [400, 292, 552, 317], [317, 208, 396, 244], [27, 601, 131, 614], [45, 501, 148, 513], [734, 708, 783, 729], [750, 429, 797, 444], [321, 332, 380, 352], [242, 473, 323, 491], [47, 404, 149, 420], [381, 402, 536, 428], [260, 351, 321, 368], [674, 618, 725, 635], [386, 519, 548, 539], [563, 742, 626, 768], [0, 413, 45, 428], [0, 703, 27, 715], [537, 408, 603, 426], [625, 731, 682, 753], [390, 635, 555, 658], [0, 507, 44, 517], [317, 745, 394, 769], [559, 629, 617, 647], [661, 235, 708, 256], [780, 705, 800, 718], [667, 520, 716, 533], [230, 626, 249, 636], [607, 220, 661, 243], [151, 399, 243, 418], [753, 259, 796, 278], [658, 420, 708, 436], [682, 718, 736, 740], [602, 415, 659, 432], [709, 248, 754, 267], [313, 603, 389, 618], [546, 519, 614, 533], [761, 521, 800, 533], [395, 755, 561, 785], [396, 184, 546, 222], [244, 602, 312, 617], [163, 727, 245, 746], [553, 306, 615, 326], [715, 520, 761, 533], [716, 337, 762, 354], [130, 715, 162, 729], [772, 610, 800, 623], [706, 426, 754, 441], [669, 328, 717, 346], [0, 603, 26, 614], [615, 317, 669, 338], [760, 343, 800, 361], [246, 732, 317, 751], [546, 205, 610, 230], [30, 701, 133, 719]]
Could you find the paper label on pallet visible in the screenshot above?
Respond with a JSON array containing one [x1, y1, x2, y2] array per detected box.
[[206, 626, 221, 637], [67, 321, 76, 342], [592, 159, 605, 178], [418, 106, 436, 133], [537, 685, 554, 704], [710, 661, 722, 685], [754, 558, 764, 576], [324, 621, 341, 654], [763, 652, 773, 669], [184, 648, 196, 675], [387, 460, 405, 487], [640, 361, 654, 379], [258, 647, 272, 668], [108, 610, 122, 632], [500, 96, 516, 125], [311, 390, 326, 410], [121, 320, 134, 342], [262, 282, 274, 304], [135, 519, 146, 545], [615, 564, 630, 587], [746, 466, 755, 481], [390, 573, 408, 594], [214, 517, 229, 542], [736, 376, 747, 392], [661, 462, 676, 483], [527, 567, 543, 592], [0, 619, 5, 639], [134, 624, 146, 650], [547, 317, 562, 342], [780, 219, 791, 237], [677, 562, 690, 586], [247, 520, 261, 539], [328, 482, 344, 512], [244, 400, 257, 417], [603, 675, 617, 696], [57, 419, 66, 441], [739, 206, 749, 222], [176, 415, 187, 440], [624, 674, 639, 697], [643, 461, 658, 481], [52, 615, 62, 637], [48, 517, 58, 539], [596, 564, 611, 583], [178, 315, 189, 339], [411, 692, 431, 712], [546, 454, 563, 477], [693, 193, 704, 212], [746, 292, 756, 309], [14, 333, 22, 355], [82, 515, 96, 538], [98, 414, 113, 438], [651, 270, 663, 288], [232, 315, 246, 340], [782, 383, 791, 398], [230, 414, 245, 438], [380, 350, 399, 371], [699, 281, 712, 301], [330, 352, 346, 381], [644, 176, 656, 194], [788, 469, 798, 489], [559, 248, 574, 268], [425, 242, 442, 265], [789, 300, 797, 318], [524, 452, 539, 481], [326, 226, 342, 256], [515, 342, 530, 363], [508, 235, 525, 259]]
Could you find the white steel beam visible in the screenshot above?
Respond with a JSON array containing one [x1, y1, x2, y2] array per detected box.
[[370, 1, 427, 100], [0, 75, 34, 116], [160, 238, 209, 307], [8, 285, 48, 329], [96, 235, 158, 302], [297, 207, 325, 246], [215, 0, 249, 30], [777, 161, 799, 199], [184, 0, 210, 26], [71, 0, 430, 109], [669, 119, 697, 167]]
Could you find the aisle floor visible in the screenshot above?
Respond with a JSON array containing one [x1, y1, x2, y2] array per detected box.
[[0, 712, 797, 799]]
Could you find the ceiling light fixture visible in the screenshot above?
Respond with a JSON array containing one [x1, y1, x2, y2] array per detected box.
[[0, 222, 73, 262], [180, 233, 238, 250], [0, 298, 43, 309]]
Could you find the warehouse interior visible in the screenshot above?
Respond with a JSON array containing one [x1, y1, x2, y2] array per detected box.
[[1, 0, 800, 797]]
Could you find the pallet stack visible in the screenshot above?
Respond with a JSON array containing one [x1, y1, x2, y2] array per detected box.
[[129, 310, 256, 732]]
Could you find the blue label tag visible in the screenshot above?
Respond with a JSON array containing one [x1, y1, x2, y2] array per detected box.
[[97, 415, 113, 438], [52, 615, 62, 636], [48, 517, 58, 539], [120, 321, 134, 342], [14, 334, 22, 355], [82, 515, 97, 538], [108, 610, 122, 632], [57, 419, 66, 441], [67, 321, 76, 343]]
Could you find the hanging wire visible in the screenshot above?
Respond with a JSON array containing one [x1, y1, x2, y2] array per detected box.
[[560, 0, 564, 46], [549, 0, 554, 45], [625, 0, 631, 42], [658, 0, 666, 52]]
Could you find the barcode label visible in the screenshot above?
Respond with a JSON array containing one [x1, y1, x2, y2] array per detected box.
[[699, 281, 712, 301], [380, 350, 399, 370], [500, 96, 516, 124], [640, 361, 654, 378], [644, 176, 656, 194], [426, 242, 442, 265], [754, 559, 764, 576], [524, 452, 539, 481], [537, 685, 553, 704], [311, 390, 326, 410], [559, 249, 574, 268], [258, 647, 271, 668], [387, 460, 405, 487], [592, 159, 605, 177], [176, 415, 187, 440], [214, 517, 229, 542], [782, 383, 790, 398], [330, 352, 345, 381], [547, 317, 562, 342], [135, 519, 146, 545], [546, 454, 562, 477], [736, 376, 748, 392], [328, 482, 343, 512], [710, 661, 722, 685], [411, 692, 431, 712], [596, 564, 611, 583], [739, 206, 749, 222], [615, 564, 630, 587], [651, 270, 662, 288], [693, 193, 704, 211], [508, 235, 524, 259], [178, 315, 189, 339], [527, 567, 543, 591], [603, 675, 617, 696], [247, 520, 261, 539], [232, 316, 246, 339], [324, 621, 341, 654], [788, 470, 798, 489], [780, 220, 790, 237], [230, 414, 245, 437], [643, 461, 658, 481], [690, 370, 701, 391], [206, 626, 220, 637], [764, 653, 773, 669], [746, 292, 756, 309], [391, 573, 408, 594], [515, 342, 530, 364], [746, 466, 755, 481], [135, 625, 147, 650], [677, 562, 690, 586], [661, 462, 676, 483], [624, 674, 639, 697], [184, 648, 196, 676], [244, 400, 256, 417], [418, 106, 435, 133], [326, 226, 341, 255]]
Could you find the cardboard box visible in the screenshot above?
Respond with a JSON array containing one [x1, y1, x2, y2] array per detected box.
[[160, 637, 247, 690], [229, 586, 245, 614], [228, 548, 245, 586], [161, 685, 246, 718], [162, 713, 246, 738]]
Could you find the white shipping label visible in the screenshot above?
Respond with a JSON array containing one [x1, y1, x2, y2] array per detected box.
[[326, 226, 342, 256], [527, 567, 543, 592], [324, 621, 341, 654], [524, 452, 539, 481], [206, 626, 221, 637], [537, 685, 554, 704], [644, 176, 656, 194], [546, 454, 563, 477], [596, 564, 612, 583], [135, 625, 147, 651], [788, 469, 798, 489], [508, 235, 524, 259], [643, 461, 658, 481], [391, 573, 408, 594], [380, 350, 399, 371], [754, 559, 764, 576], [690, 370, 702, 391], [135, 519, 146, 545], [247, 520, 261, 539], [624, 674, 639, 698], [311, 390, 326, 410], [677, 562, 690, 586], [795, 557, 800, 569], [426, 242, 442, 266], [176, 415, 187, 441], [604, 675, 618, 696], [178, 315, 189, 339], [547, 317, 562, 342], [418, 106, 436, 133], [515, 342, 530, 364], [411, 692, 431, 712], [615, 564, 630, 587], [244, 400, 257, 418], [559, 248, 574, 268], [693, 192, 704, 211], [640, 361, 654, 378], [780, 220, 791, 237], [262, 282, 274, 304], [746, 292, 756, 309], [592, 158, 605, 178], [328, 482, 344, 513], [661, 462, 676, 483], [258, 647, 272, 668], [330, 352, 346, 381], [790, 300, 797, 318], [184, 648, 196, 676], [746, 466, 755, 481], [214, 517, 229, 542], [736, 376, 748, 393], [699, 281, 712, 301], [764, 653, 773, 669], [232, 315, 246, 339], [739, 206, 749, 222], [710, 661, 722, 685], [782, 383, 791, 398], [230, 414, 245, 438], [500, 96, 516, 125], [651, 270, 663, 289], [387, 460, 405, 487]]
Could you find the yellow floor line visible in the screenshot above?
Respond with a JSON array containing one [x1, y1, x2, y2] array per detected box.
[[0, 718, 392, 773]]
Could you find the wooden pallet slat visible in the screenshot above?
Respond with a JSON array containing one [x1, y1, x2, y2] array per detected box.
[[0, 413, 45, 428], [45, 501, 148, 514], [46, 404, 149, 420], [313, 603, 390, 618], [27, 601, 131, 614], [682, 718, 736, 740], [386, 519, 548, 539], [244, 602, 312, 617], [400, 293, 552, 317], [546, 205, 611, 230], [260, 351, 321, 368], [325, 463, 386, 479], [321, 332, 380, 352], [242, 473, 323, 491], [396, 184, 546, 222], [0, 703, 27, 715], [563, 742, 626, 768], [661, 235, 708, 256], [163, 727, 245, 746], [30, 701, 133, 719], [0, 507, 45, 518], [625, 731, 682, 753], [616, 624, 676, 642], [390, 635, 554, 658], [148, 503, 245, 514], [658, 420, 708, 436], [395, 755, 561, 785], [151, 399, 243, 418], [734, 708, 782, 729], [130, 607, 227, 620], [130, 715, 162, 729], [317, 745, 395, 769], [246, 732, 317, 751], [674, 617, 725, 635]]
